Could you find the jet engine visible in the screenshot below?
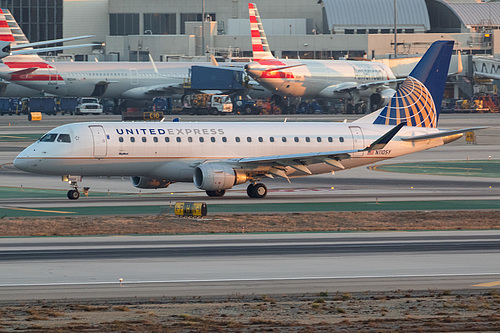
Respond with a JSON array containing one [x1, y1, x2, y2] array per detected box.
[[130, 176, 171, 189], [370, 88, 396, 109], [193, 163, 247, 191]]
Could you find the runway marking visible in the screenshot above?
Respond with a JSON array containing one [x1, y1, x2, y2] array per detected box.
[[1, 207, 75, 214], [1, 273, 500, 288], [472, 280, 500, 287]]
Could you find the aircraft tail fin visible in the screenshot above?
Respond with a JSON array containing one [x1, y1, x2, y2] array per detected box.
[[0, 8, 44, 62], [248, 3, 274, 60], [373, 41, 454, 128]]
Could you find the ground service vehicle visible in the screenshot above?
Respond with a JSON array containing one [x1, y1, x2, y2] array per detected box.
[[74, 98, 103, 115], [181, 94, 232, 115]]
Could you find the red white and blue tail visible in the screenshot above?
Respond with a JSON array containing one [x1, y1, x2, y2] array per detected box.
[[248, 3, 274, 60], [373, 41, 454, 128]]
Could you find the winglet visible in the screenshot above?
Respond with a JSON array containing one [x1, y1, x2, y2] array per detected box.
[[364, 122, 406, 151]]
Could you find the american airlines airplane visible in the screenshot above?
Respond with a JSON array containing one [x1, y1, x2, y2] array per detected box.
[[0, 9, 95, 97], [244, 3, 397, 107], [13, 41, 483, 200], [0, 9, 236, 100]]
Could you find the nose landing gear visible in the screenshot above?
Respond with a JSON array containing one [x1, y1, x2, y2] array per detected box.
[[67, 189, 80, 200], [63, 175, 82, 200]]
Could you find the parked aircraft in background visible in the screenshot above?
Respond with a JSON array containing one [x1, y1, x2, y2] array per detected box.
[[0, 9, 248, 102], [14, 41, 483, 199], [244, 3, 398, 109], [0, 9, 96, 97]]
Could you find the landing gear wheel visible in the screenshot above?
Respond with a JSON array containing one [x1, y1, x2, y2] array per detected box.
[[67, 189, 80, 200], [206, 189, 226, 197], [247, 183, 267, 198], [247, 184, 255, 197]]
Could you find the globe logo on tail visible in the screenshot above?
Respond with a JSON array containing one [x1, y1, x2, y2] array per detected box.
[[374, 76, 437, 128]]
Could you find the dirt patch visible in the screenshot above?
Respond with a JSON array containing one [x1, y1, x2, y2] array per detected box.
[[1, 211, 499, 332], [1, 211, 499, 237], [1, 290, 500, 332]]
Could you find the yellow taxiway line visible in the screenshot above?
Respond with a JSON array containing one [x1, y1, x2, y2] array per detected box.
[[473, 280, 500, 287], [2, 207, 75, 214]]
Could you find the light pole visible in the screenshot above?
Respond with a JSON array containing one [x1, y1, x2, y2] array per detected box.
[[312, 29, 316, 59], [201, 0, 205, 57], [394, 0, 397, 58]]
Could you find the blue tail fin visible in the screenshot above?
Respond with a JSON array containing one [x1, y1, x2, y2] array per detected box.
[[374, 41, 454, 128]]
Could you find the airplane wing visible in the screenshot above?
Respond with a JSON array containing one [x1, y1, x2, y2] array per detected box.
[[224, 123, 405, 179], [400, 127, 487, 142]]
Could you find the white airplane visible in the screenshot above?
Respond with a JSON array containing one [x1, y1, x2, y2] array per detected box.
[[244, 3, 397, 107], [13, 41, 483, 200], [0, 10, 242, 100], [0, 9, 96, 97]]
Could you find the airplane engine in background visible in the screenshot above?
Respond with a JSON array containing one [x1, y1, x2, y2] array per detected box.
[[131, 176, 171, 189], [370, 88, 397, 109], [193, 163, 247, 192]]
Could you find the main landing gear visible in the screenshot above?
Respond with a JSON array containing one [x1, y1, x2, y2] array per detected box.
[[206, 190, 226, 197], [247, 183, 267, 198]]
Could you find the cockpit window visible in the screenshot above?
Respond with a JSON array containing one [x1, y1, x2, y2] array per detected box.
[[57, 134, 71, 143], [39, 133, 58, 142]]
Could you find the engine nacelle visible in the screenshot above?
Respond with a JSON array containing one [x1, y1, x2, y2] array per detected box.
[[130, 176, 171, 189], [193, 163, 247, 191], [370, 88, 396, 108]]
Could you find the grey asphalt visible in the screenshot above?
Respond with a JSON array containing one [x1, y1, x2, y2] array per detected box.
[[0, 231, 499, 300]]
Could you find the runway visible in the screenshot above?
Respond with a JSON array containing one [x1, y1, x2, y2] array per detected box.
[[1, 114, 499, 212], [1, 114, 500, 301], [1, 231, 500, 300]]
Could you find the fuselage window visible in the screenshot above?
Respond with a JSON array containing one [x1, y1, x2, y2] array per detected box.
[[142, 137, 147, 143], [328, 137, 333, 143], [199, 137, 204, 143], [305, 137, 310, 142], [56, 134, 71, 143], [317, 137, 322, 143], [235, 137, 240, 142], [188, 137, 193, 143], [210, 137, 216, 143], [130, 137, 135, 143], [176, 137, 181, 143], [270, 137, 275, 142], [39, 133, 58, 142], [153, 137, 158, 143], [119, 137, 124, 143], [222, 137, 227, 142], [165, 137, 170, 143], [294, 137, 299, 143], [258, 137, 263, 142], [339, 137, 344, 143], [247, 137, 252, 143], [282, 137, 287, 143]]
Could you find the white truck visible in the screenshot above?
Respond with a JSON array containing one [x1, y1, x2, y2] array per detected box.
[[181, 94, 232, 115], [74, 98, 103, 115]]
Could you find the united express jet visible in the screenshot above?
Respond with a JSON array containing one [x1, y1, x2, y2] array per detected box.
[[14, 41, 482, 199]]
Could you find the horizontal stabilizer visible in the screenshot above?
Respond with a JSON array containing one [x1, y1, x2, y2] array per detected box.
[[262, 63, 305, 72], [11, 43, 97, 56], [364, 122, 406, 150], [401, 127, 487, 142], [9, 67, 38, 76], [9, 35, 95, 51]]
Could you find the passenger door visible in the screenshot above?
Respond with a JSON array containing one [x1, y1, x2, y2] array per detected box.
[[89, 125, 107, 158], [349, 126, 365, 157]]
